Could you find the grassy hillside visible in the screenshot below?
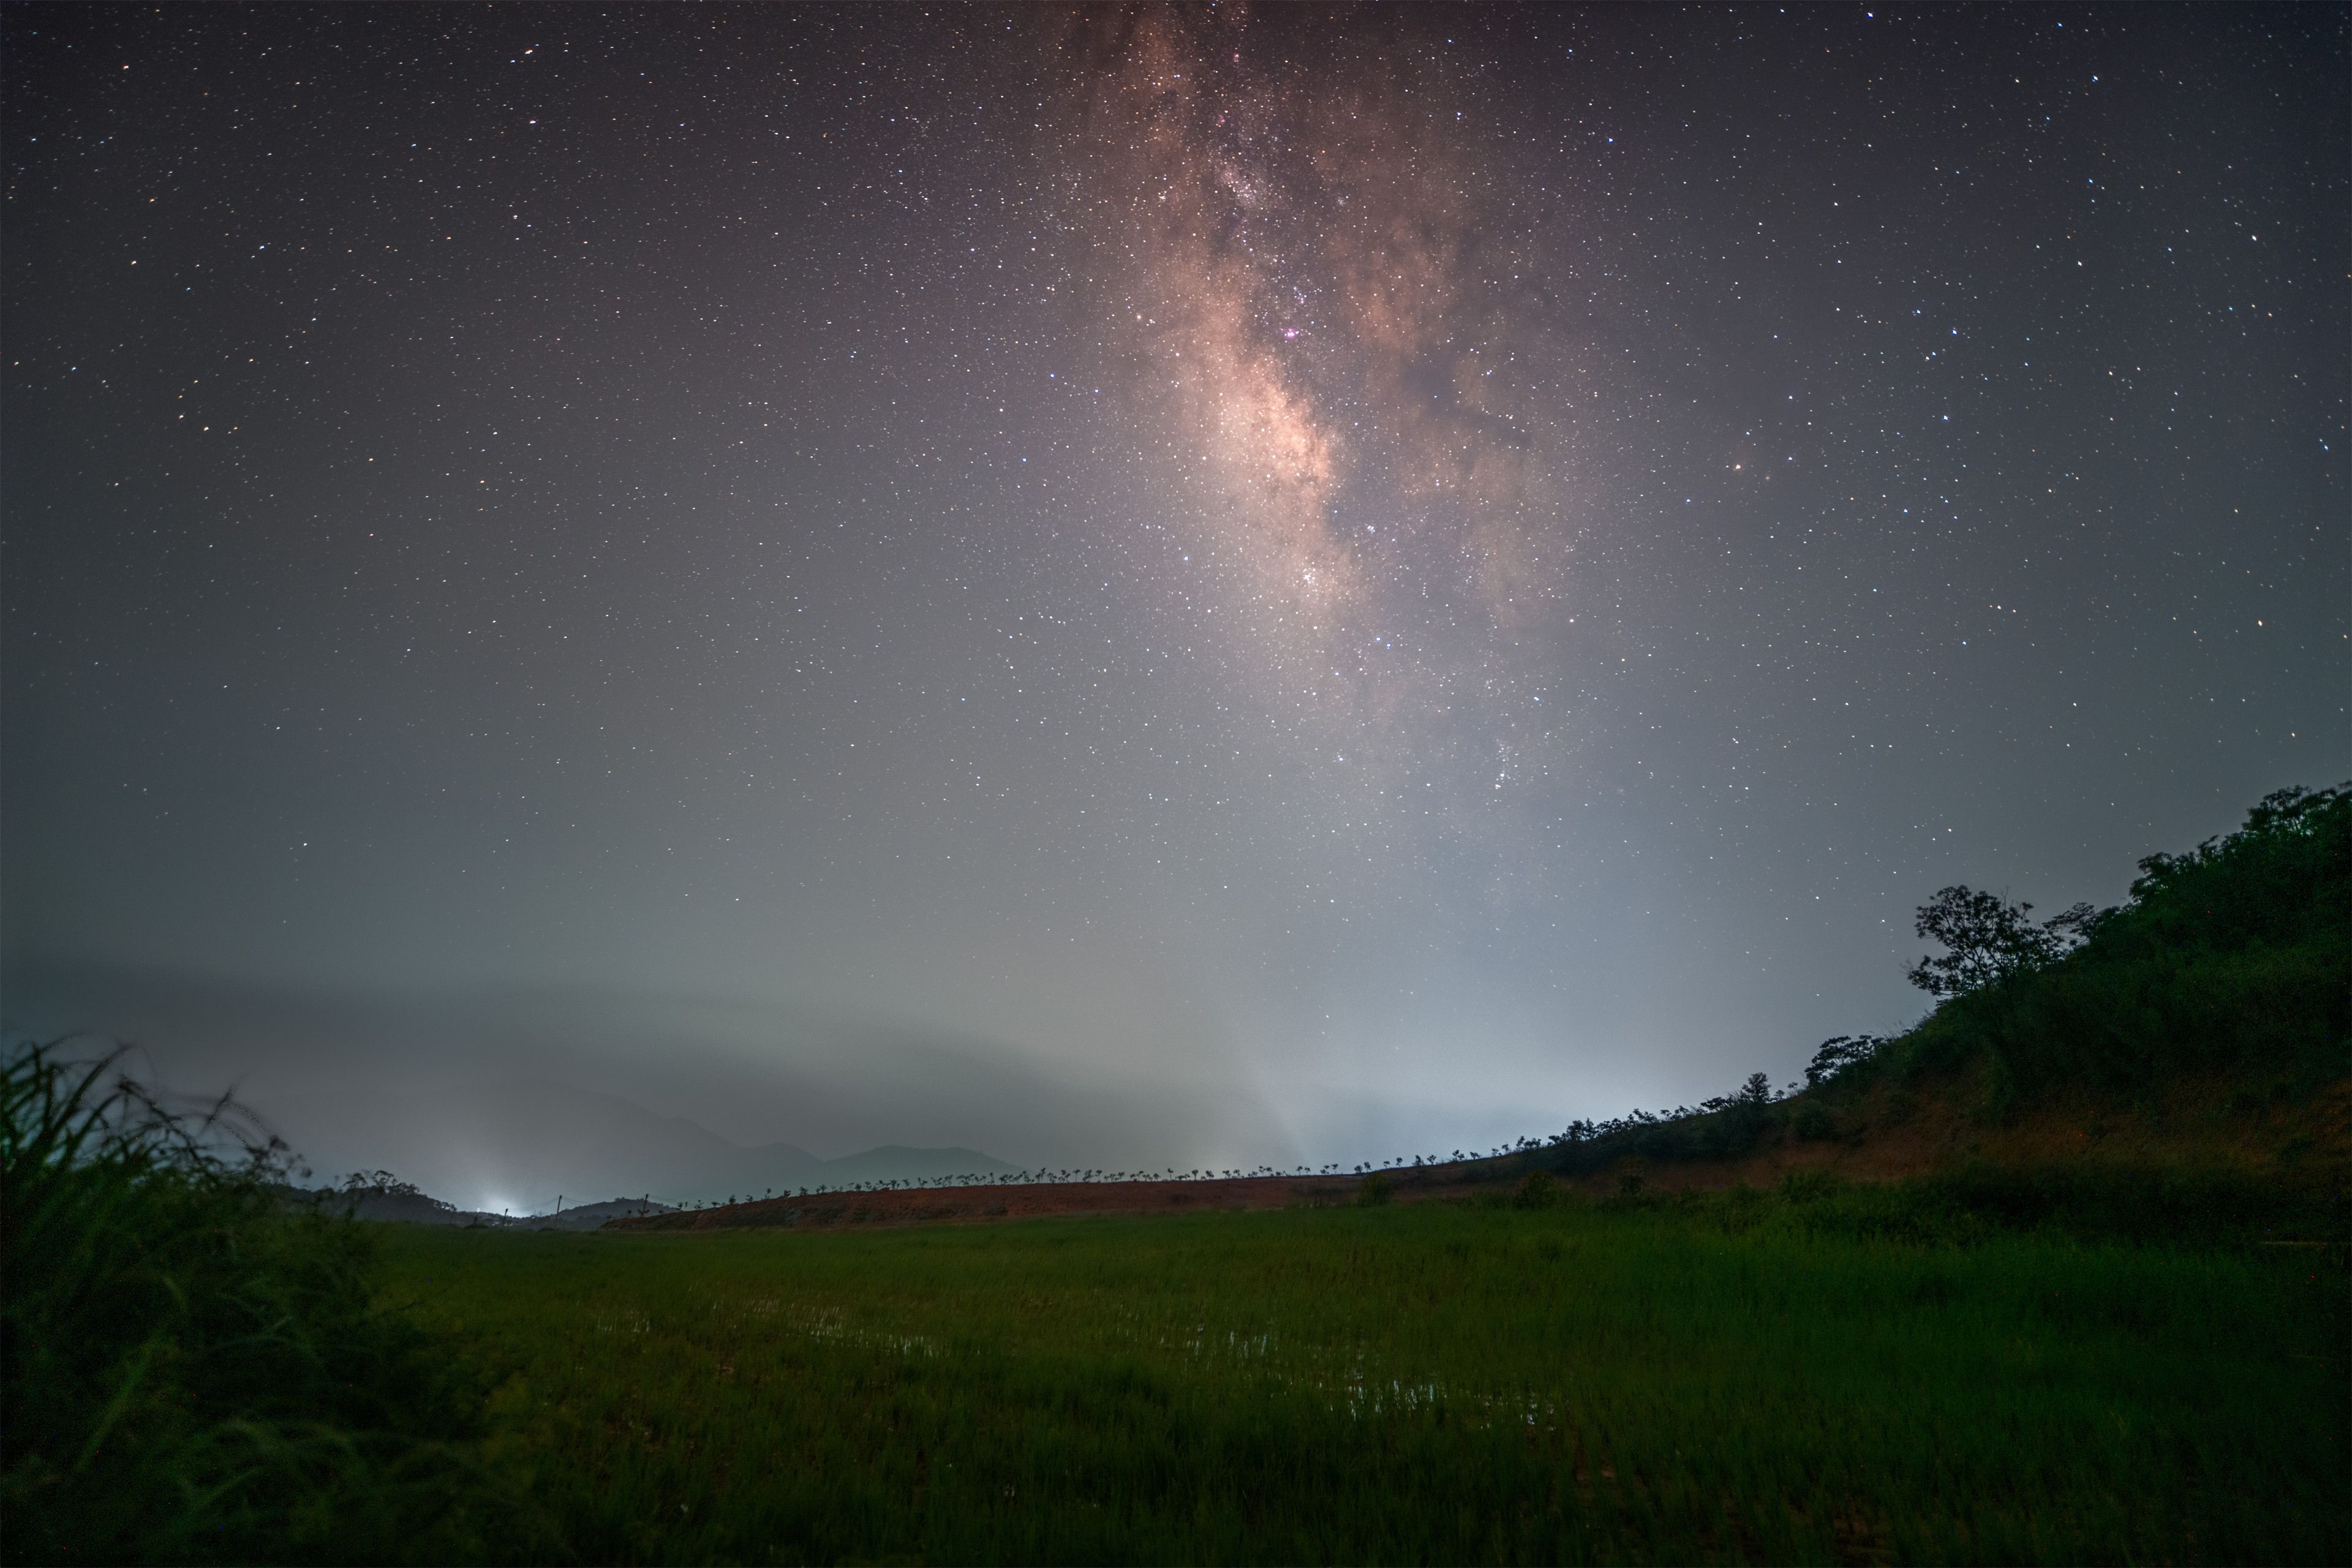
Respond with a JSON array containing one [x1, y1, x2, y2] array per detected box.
[[1428, 784, 2352, 1235], [1856, 782, 2346, 1113]]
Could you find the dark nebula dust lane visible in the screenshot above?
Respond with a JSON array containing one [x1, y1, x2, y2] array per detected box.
[[3, 4, 2342, 1191]]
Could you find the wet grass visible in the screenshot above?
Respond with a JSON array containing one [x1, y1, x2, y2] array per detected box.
[[382, 1198, 2350, 1564]]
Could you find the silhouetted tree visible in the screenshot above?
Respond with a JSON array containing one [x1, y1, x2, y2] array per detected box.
[[1905, 885, 2097, 997], [1804, 1034, 1887, 1087]]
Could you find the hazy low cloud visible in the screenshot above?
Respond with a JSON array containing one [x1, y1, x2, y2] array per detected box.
[[2, 956, 1292, 1207]]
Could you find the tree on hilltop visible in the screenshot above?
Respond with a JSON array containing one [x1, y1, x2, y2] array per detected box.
[[1905, 886, 2097, 998]]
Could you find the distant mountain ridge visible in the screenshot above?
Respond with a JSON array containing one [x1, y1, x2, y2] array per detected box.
[[255, 1077, 1015, 1212], [318, 1189, 676, 1229]]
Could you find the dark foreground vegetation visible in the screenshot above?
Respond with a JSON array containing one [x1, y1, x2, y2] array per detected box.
[[0, 1046, 541, 1562], [3, 783, 2344, 1563]]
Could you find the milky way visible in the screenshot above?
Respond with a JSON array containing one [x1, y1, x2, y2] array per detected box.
[[4, 4, 2342, 1174], [1070, 10, 1579, 746]]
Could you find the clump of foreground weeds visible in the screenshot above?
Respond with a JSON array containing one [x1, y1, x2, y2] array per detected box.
[[1, 1040, 543, 1564]]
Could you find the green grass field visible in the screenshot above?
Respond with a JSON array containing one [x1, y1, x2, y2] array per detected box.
[[380, 1199, 2348, 1565]]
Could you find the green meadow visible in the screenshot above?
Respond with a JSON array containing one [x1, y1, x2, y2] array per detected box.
[[377, 1197, 2345, 1564]]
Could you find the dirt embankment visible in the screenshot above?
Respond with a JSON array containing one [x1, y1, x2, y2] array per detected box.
[[1545, 1069, 2351, 1199], [606, 1073, 2348, 1235], [606, 1174, 1449, 1232]]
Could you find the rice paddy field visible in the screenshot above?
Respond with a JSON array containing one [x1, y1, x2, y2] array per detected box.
[[379, 1197, 2350, 1565]]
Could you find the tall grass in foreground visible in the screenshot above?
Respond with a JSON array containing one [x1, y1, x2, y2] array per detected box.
[[0, 1042, 525, 1563], [386, 1200, 2350, 1566]]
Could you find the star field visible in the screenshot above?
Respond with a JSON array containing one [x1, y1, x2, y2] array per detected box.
[[3, 5, 2342, 1167]]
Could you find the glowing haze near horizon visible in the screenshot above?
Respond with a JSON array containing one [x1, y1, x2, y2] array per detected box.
[[4, 6, 2344, 1183]]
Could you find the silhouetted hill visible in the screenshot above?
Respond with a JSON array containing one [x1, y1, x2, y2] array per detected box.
[[261, 1078, 1017, 1212], [304, 1186, 679, 1229], [527, 1197, 677, 1230], [1423, 783, 2351, 1240]]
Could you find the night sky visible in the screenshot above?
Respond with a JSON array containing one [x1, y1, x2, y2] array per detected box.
[[5, 5, 2344, 1190]]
